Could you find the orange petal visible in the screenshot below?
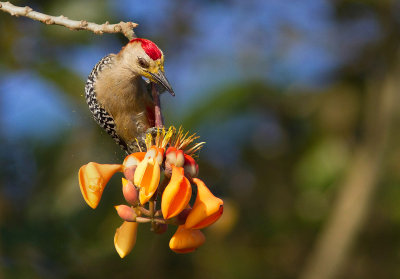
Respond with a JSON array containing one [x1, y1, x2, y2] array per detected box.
[[184, 178, 223, 230], [169, 225, 205, 253], [161, 166, 191, 219], [78, 162, 122, 209], [134, 157, 160, 205], [123, 152, 146, 167], [114, 221, 138, 258], [123, 153, 145, 181]]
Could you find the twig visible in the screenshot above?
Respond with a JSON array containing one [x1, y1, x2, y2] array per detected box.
[[149, 200, 155, 217], [0, 1, 137, 40], [136, 216, 166, 224], [136, 206, 151, 216]]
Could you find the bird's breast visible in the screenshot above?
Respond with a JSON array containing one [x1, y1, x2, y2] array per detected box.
[[94, 69, 155, 142]]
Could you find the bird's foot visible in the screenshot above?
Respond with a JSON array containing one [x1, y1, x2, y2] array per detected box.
[[127, 127, 164, 154], [146, 126, 164, 138]]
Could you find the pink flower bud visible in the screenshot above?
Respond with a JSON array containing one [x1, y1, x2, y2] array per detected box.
[[122, 178, 139, 206], [114, 205, 137, 222], [123, 165, 137, 182]]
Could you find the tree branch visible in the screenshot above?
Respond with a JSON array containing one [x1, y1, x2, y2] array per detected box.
[[0, 1, 137, 40]]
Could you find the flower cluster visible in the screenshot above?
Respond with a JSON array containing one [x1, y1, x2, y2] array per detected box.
[[78, 127, 223, 257]]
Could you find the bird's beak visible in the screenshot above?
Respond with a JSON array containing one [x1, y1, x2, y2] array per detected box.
[[149, 70, 175, 96]]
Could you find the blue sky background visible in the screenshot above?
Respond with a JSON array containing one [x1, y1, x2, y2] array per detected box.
[[0, 0, 380, 171]]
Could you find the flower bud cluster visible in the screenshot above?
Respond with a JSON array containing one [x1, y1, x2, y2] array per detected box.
[[78, 127, 223, 257]]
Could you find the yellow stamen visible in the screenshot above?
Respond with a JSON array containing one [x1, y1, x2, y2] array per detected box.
[[169, 126, 205, 156]]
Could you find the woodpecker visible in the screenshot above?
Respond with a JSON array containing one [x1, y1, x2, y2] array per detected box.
[[85, 38, 174, 154]]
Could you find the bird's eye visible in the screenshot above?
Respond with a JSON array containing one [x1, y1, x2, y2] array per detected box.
[[138, 57, 149, 68]]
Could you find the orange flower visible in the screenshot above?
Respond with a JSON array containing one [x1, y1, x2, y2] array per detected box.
[[78, 162, 122, 209], [161, 166, 191, 219], [114, 221, 138, 258], [185, 178, 223, 230], [123, 152, 146, 167], [134, 156, 160, 205], [169, 225, 205, 253], [123, 152, 146, 181]]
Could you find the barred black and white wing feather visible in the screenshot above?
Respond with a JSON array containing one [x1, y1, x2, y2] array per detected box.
[[85, 55, 129, 153]]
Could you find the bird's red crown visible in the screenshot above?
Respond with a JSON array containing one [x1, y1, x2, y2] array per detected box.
[[130, 38, 162, 61]]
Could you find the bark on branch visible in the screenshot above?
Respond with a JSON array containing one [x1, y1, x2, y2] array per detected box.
[[0, 1, 137, 40]]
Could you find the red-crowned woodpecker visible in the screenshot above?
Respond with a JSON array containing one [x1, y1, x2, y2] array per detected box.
[[85, 38, 174, 154]]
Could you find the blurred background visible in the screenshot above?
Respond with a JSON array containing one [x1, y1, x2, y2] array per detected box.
[[1, 0, 400, 278]]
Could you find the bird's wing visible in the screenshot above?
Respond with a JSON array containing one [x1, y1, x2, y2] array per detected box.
[[85, 54, 130, 154]]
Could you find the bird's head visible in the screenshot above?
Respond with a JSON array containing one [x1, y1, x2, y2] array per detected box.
[[120, 38, 174, 96]]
